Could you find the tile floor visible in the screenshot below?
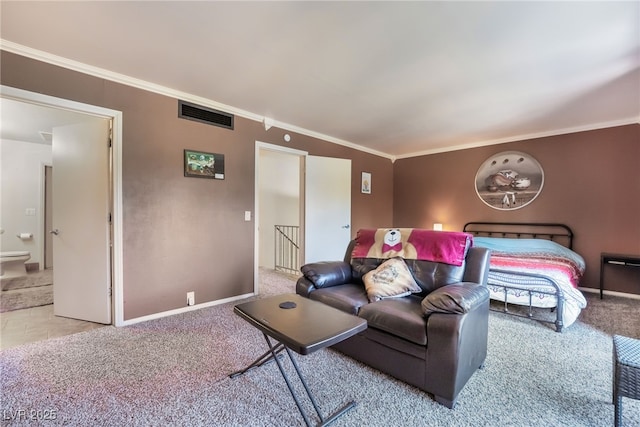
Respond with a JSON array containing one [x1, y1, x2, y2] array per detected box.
[[0, 304, 105, 350]]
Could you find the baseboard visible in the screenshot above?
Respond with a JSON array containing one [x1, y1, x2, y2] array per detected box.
[[579, 287, 640, 300], [117, 292, 255, 327]]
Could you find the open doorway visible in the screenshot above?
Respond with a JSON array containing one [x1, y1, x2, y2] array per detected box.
[[0, 107, 110, 348], [254, 141, 353, 296], [255, 142, 305, 295], [0, 86, 124, 349]]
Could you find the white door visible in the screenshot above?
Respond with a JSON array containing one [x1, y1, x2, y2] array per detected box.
[[304, 156, 351, 263], [52, 120, 111, 324]]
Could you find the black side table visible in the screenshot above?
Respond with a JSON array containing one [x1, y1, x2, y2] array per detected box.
[[613, 335, 640, 427], [600, 253, 640, 299]]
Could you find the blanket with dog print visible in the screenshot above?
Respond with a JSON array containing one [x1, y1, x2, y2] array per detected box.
[[351, 228, 472, 266]]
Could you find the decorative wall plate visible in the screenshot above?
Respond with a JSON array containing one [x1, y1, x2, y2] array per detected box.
[[474, 151, 544, 210]]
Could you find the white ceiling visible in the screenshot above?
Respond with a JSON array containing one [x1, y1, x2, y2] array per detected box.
[[0, 98, 96, 145], [1, 1, 638, 158]]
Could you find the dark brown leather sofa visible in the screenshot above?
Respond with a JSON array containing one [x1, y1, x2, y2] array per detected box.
[[296, 238, 491, 408]]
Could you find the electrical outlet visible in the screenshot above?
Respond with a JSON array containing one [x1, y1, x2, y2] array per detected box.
[[187, 291, 195, 306]]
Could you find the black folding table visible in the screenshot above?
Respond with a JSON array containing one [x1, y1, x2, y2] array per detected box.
[[230, 293, 367, 426]]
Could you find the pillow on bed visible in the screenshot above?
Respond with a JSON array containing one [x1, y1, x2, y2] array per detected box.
[[363, 257, 421, 302]]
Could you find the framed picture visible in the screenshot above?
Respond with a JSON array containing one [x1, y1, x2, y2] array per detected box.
[[184, 149, 225, 179], [361, 172, 371, 194], [474, 151, 544, 210]]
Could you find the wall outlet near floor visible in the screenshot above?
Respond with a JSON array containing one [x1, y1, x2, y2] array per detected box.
[[187, 291, 195, 306]]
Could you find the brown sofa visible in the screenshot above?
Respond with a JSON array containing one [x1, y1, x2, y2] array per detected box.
[[296, 233, 491, 408]]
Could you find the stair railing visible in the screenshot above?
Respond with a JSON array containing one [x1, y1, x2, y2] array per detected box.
[[274, 225, 300, 275]]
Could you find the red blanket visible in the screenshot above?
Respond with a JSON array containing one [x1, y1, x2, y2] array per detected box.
[[351, 228, 472, 266]]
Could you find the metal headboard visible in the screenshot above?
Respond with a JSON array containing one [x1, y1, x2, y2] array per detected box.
[[463, 222, 574, 250]]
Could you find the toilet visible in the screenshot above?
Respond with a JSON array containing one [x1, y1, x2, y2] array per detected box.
[[0, 251, 31, 279]]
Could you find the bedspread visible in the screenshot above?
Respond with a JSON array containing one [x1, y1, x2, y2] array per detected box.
[[473, 237, 587, 328]]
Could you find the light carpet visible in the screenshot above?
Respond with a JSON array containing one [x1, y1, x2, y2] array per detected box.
[[1, 268, 638, 426]]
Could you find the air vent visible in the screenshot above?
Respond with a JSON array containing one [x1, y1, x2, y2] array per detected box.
[[39, 131, 53, 144], [178, 101, 234, 130]]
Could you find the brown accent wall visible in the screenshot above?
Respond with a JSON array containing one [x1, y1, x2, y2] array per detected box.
[[1, 52, 394, 320], [394, 124, 640, 294]]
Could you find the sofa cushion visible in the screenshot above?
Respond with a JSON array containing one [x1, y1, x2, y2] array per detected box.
[[361, 327, 427, 360], [358, 296, 427, 345], [308, 284, 369, 315], [363, 257, 422, 302]]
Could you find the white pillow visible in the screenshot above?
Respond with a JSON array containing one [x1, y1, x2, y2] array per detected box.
[[363, 257, 421, 302]]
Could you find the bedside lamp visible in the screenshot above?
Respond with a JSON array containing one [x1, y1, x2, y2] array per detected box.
[[433, 223, 443, 231]]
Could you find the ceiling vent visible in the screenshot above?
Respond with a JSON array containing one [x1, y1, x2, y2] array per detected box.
[[39, 131, 53, 144], [178, 100, 234, 130]]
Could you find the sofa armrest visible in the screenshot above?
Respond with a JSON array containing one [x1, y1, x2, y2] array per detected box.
[[425, 299, 489, 407], [295, 277, 316, 297], [300, 261, 352, 289], [421, 282, 489, 316]]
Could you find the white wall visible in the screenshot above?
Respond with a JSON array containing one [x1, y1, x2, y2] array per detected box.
[[0, 139, 51, 268], [258, 150, 300, 268]]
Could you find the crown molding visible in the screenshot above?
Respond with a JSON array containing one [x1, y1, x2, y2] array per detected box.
[[2, 40, 635, 163], [0, 40, 259, 122], [264, 117, 395, 160], [0, 40, 395, 161], [394, 117, 640, 160]]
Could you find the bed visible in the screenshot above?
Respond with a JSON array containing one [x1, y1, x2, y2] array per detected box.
[[463, 222, 587, 332]]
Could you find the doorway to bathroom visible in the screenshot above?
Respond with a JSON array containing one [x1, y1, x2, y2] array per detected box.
[[0, 85, 124, 329]]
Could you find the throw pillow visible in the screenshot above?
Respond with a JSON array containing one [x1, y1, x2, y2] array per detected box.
[[363, 257, 421, 302]]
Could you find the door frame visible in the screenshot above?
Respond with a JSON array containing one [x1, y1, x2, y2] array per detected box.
[[41, 163, 53, 270], [254, 141, 307, 294], [1, 85, 125, 326]]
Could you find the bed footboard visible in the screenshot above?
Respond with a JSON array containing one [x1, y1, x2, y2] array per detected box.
[[487, 268, 565, 332]]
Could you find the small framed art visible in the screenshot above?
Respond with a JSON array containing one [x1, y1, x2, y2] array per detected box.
[[184, 149, 225, 179], [361, 172, 371, 194]]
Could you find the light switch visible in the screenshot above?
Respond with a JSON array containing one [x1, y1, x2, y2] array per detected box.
[[244, 211, 251, 221], [25, 208, 36, 216]]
